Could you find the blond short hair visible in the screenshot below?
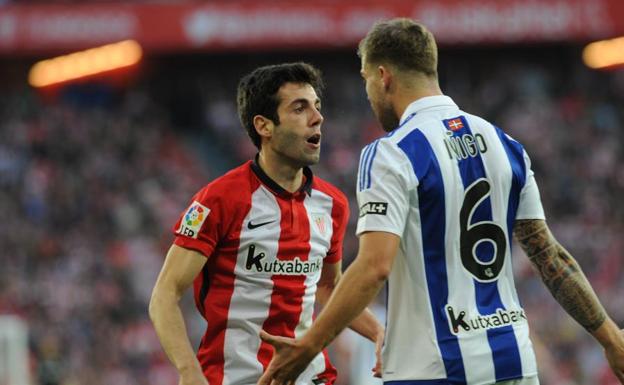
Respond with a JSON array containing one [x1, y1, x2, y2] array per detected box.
[[358, 18, 438, 77]]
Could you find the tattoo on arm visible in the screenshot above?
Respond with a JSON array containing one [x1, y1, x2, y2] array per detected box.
[[513, 219, 606, 332]]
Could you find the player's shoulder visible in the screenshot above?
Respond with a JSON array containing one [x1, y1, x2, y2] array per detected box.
[[311, 176, 348, 208], [361, 132, 414, 167], [460, 111, 530, 167], [378, 110, 440, 150], [193, 161, 254, 204], [357, 135, 417, 192], [458, 111, 495, 132], [463, 111, 515, 139]]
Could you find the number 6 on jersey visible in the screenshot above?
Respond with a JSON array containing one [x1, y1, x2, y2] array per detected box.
[[459, 178, 507, 282]]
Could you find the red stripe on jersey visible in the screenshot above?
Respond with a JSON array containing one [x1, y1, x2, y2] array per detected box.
[[192, 174, 254, 385], [319, 349, 337, 384], [257, 195, 310, 370], [194, 248, 238, 385]]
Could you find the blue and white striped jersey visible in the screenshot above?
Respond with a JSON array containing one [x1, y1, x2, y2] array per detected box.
[[356, 95, 545, 385]]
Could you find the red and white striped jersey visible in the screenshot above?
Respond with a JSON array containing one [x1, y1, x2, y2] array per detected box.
[[172, 159, 349, 385]]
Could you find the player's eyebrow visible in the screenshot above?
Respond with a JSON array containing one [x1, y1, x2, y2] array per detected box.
[[288, 98, 321, 108]]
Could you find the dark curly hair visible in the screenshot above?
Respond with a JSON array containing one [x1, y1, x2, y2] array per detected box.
[[237, 62, 324, 149]]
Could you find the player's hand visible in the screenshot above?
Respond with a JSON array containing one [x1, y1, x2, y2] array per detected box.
[[603, 329, 624, 384], [372, 328, 384, 378], [257, 330, 318, 385]]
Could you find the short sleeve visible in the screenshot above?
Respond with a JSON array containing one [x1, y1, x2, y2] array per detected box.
[[516, 150, 546, 220], [356, 140, 414, 237], [172, 187, 224, 258], [325, 192, 349, 264]]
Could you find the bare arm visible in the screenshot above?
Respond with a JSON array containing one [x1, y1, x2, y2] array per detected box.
[[303, 231, 397, 351], [149, 244, 208, 385], [315, 261, 384, 344], [514, 219, 624, 382], [257, 231, 399, 385], [513, 219, 606, 331], [316, 260, 385, 377]]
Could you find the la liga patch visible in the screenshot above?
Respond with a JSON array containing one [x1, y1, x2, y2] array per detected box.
[[176, 201, 210, 239]]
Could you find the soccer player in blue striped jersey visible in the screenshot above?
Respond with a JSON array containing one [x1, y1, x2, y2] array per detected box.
[[258, 19, 624, 385]]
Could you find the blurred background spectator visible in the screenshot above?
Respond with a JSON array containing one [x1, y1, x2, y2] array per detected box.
[[1, 1, 624, 384]]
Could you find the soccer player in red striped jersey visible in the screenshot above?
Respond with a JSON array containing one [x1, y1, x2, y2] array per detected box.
[[149, 62, 384, 385]]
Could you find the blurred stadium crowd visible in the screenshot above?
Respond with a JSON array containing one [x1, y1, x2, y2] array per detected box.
[[1, 47, 624, 385]]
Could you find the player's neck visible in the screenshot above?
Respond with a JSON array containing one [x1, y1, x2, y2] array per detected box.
[[257, 151, 304, 193], [393, 79, 443, 121]]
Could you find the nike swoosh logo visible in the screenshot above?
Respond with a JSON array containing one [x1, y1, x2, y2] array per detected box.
[[247, 220, 275, 230]]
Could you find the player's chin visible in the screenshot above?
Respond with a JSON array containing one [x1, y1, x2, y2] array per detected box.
[[301, 151, 320, 166]]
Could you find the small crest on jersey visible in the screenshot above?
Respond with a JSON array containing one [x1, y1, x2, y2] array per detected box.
[[445, 117, 464, 131], [311, 213, 328, 236], [176, 201, 210, 239]]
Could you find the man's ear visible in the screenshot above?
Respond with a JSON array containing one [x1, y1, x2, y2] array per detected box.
[[378, 65, 393, 92], [253, 115, 274, 141]]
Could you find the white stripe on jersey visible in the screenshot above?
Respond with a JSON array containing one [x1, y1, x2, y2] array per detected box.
[[477, 124, 538, 377], [381, 203, 449, 380], [223, 185, 280, 385]]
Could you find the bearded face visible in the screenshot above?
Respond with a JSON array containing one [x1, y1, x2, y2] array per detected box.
[[263, 82, 323, 169], [361, 59, 400, 133], [373, 97, 400, 132]]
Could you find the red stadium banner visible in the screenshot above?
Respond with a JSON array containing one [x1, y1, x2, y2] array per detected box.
[[1, 0, 623, 55]]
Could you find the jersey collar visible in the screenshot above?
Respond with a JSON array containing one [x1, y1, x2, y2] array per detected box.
[[399, 95, 458, 125], [251, 155, 313, 198]]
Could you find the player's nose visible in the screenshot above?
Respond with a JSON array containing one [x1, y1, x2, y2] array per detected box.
[[310, 106, 323, 127]]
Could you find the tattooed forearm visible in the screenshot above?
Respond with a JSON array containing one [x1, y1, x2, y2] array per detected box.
[[513, 219, 607, 332]]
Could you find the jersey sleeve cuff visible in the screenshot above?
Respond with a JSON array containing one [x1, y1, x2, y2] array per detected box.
[[324, 250, 342, 264], [355, 225, 403, 238], [515, 213, 546, 220], [173, 237, 213, 258]]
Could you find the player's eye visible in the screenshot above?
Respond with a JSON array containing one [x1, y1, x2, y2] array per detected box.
[[294, 105, 305, 113]]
